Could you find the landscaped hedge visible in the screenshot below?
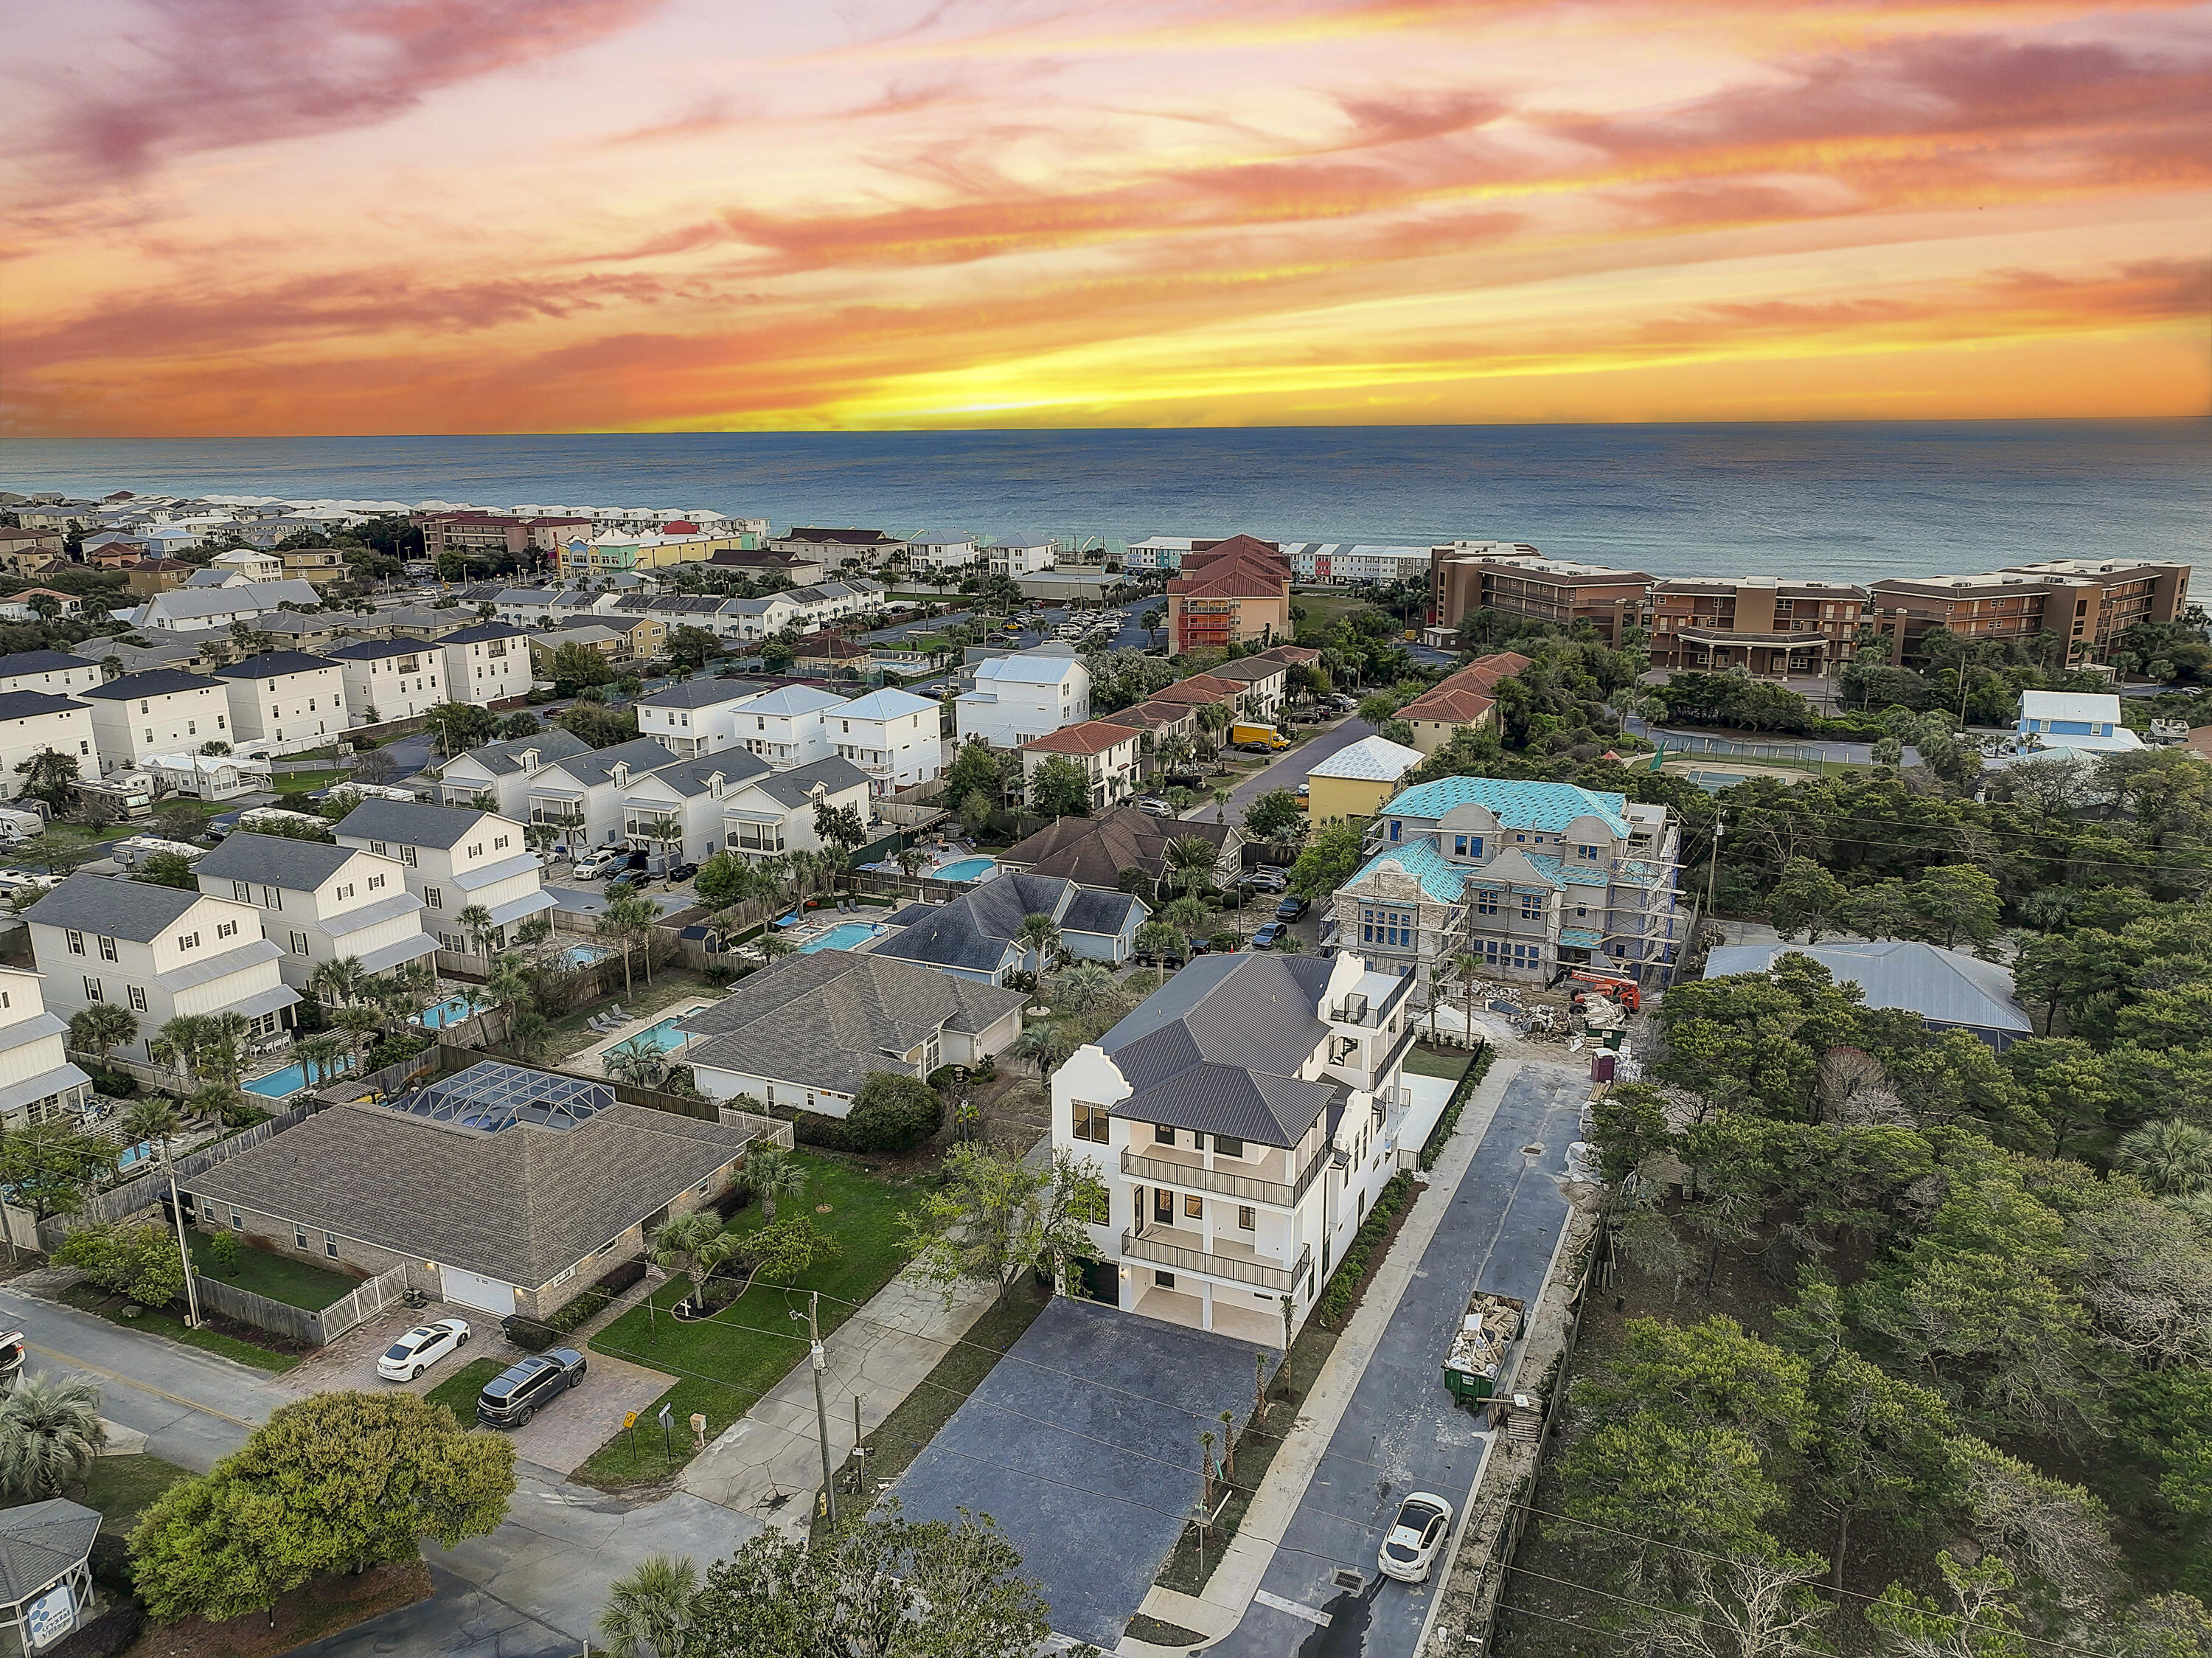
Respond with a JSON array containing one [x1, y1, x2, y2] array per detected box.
[[509, 1255, 650, 1348], [1315, 1171, 1414, 1328], [1419, 1043, 1495, 1171]]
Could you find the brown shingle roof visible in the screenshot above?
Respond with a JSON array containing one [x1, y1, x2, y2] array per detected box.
[[1022, 719, 1137, 756]]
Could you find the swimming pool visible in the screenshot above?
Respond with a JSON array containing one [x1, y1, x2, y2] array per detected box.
[[554, 943, 611, 969], [623, 1009, 706, 1054], [417, 995, 478, 1030], [797, 921, 886, 954], [246, 1052, 358, 1098], [936, 857, 997, 882]]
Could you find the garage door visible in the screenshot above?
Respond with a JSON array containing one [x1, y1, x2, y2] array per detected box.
[[439, 1266, 515, 1316]]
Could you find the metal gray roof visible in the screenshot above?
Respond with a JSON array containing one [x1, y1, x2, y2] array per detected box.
[[334, 798, 496, 849], [77, 667, 226, 701], [1703, 941, 2031, 1036], [682, 952, 1028, 1097], [543, 737, 682, 789], [0, 1499, 100, 1601], [194, 831, 361, 890], [1098, 953, 1339, 1146], [630, 749, 771, 799], [640, 678, 769, 710], [23, 873, 209, 942]]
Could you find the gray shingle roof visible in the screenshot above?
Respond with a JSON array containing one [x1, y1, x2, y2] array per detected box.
[[439, 622, 531, 644], [866, 871, 1079, 974], [1703, 941, 2031, 1037], [630, 749, 770, 799], [334, 798, 495, 849], [544, 737, 682, 788], [1061, 888, 1144, 937], [194, 831, 362, 890], [0, 690, 84, 720], [213, 650, 337, 680], [326, 636, 439, 661], [0, 1499, 100, 1601], [77, 667, 226, 701], [0, 650, 90, 677], [751, 755, 871, 808], [23, 873, 209, 941], [1099, 953, 1339, 1146], [453, 729, 592, 777], [186, 1098, 758, 1288], [681, 951, 1028, 1096], [639, 678, 768, 710]]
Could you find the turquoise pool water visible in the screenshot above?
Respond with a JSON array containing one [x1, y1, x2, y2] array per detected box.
[[417, 996, 477, 1030], [798, 922, 884, 954], [555, 943, 611, 968], [246, 1052, 358, 1098], [625, 1013, 698, 1054], [936, 857, 997, 882]]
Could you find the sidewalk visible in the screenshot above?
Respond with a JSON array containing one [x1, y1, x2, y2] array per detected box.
[[1125, 1053, 1526, 1651], [678, 1263, 998, 1539]]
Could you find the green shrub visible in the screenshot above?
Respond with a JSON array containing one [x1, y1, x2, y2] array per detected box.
[[1419, 1044, 1494, 1171], [86, 1069, 139, 1098], [204, 1230, 242, 1277], [55, 1221, 187, 1307], [1315, 1172, 1414, 1328], [843, 1072, 945, 1154]]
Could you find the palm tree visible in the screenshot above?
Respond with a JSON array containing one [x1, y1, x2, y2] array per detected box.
[[2115, 1119, 2212, 1197], [650, 1211, 723, 1305], [333, 1005, 385, 1073], [1211, 788, 1231, 825], [1156, 734, 1194, 774], [740, 1148, 809, 1223], [308, 955, 369, 1008], [148, 1012, 214, 1091], [1166, 835, 1217, 903], [1160, 896, 1208, 957], [1450, 951, 1484, 1047], [120, 1097, 181, 1162], [1009, 1021, 1073, 1080], [1015, 912, 1064, 981], [643, 816, 686, 873], [506, 1011, 554, 1063], [597, 1554, 700, 1658], [201, 1013, 251, 1090], [66, 1004, 138, 1069], [296, 1035, 349, 1090], [895, 845, 931, 892], [1196, 702, 1234, 769], [605, 1034, 669, 1089], [0, 1373, 106, 1499], [455, 903, 497, 960]]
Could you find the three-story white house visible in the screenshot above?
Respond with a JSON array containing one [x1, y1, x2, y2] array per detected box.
[[79, 668, 232, 773], [332, 799, 554, 960], [212, 651, 347, 752], [735, 686, 844, 769], [0, 965, 94, 1131], [438, 622, 535, 706], [827, 687, 941, 795], [25, 875, 302, 1059], [0, 651, 105, 699], [0, 690, 99, 798], [636, 679, 771, 758], [519, 737, 684, 852], [718, 757, 874, 861], [618, 750, 773, 865], [428, 729, 593, 816], [955, 654, 1090, 749], [327, 638, 447, 726], [193, 833, 438, 990], [1332, 776, 1681, 995], [1051, 951, 1430, 1344]]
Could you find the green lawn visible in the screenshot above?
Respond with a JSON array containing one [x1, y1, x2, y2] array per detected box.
[[80, 1450, 193, 1534], [271, 769, 355, 794], [60, 1283, 299, 1373], [577, 1153, 918, 1487], [190, 1232, 363, 1311], [425, 1356, 506, 1421], [1404, 1046, 1476, 1081]]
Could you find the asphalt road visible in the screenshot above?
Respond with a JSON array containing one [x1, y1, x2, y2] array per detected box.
[[1209, 1061, 1587, 1658], [1183, 718, 1377, 822], [1, 1283, 755, 1658]]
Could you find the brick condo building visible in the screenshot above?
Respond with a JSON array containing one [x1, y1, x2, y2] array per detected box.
[[1166, 534, 1293, 653]]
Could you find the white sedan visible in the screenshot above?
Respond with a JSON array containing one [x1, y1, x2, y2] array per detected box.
[[1377, 1491, 1454, 1584], [377, 1318, 471, 1381]]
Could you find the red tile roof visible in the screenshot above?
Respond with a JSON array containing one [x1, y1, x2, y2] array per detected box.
[[1021, 720, 1138, 756], [1397, 651, 1531, 725]]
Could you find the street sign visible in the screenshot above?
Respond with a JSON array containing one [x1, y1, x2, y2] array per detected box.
[[623, 1410, 639, 1429]]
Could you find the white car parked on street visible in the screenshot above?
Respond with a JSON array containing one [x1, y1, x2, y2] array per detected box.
[[1378, 1491, 1454, 1583], [377, 1318, 471, 1381]]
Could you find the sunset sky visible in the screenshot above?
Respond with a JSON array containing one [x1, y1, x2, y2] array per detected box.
[[2, 0, 2208, 436]]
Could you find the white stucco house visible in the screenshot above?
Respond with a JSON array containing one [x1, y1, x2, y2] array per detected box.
[[438, 622, 536, 707], [327, 638, 448, 726], [955, 654, 1090, 749], [212, 651, 347, 752], [0, 965, 94, 1132], [0, 690, 98, 799], [735, 685, 844, 769], [78, 669, 232, 774]]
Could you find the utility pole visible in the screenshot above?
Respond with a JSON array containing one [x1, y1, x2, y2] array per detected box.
[[808, 1291, 835, 1527], [1703, 811, 1725, 924], [163, 1142, 201, 1330]]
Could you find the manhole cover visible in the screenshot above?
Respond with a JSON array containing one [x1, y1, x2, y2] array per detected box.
[[1520, 1143, 1544, 1156], [1334, 1569, 1366, 1591]]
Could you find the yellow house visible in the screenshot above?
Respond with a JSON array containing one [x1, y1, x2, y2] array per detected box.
[[557, 528, 755, 580], [1303, 734, 1426, 821]]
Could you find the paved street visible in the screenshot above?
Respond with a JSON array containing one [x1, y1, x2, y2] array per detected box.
[[0, 1284, 756, 1658], [1208, 1062, 1587, 1658], [1183, 718, 1376, 822]]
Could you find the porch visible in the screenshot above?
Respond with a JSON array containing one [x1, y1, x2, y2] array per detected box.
[[1126, 1277, 1284, 1346]]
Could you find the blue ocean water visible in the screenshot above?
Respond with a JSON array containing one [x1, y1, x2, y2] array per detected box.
[[4, 422, 2204, 589]]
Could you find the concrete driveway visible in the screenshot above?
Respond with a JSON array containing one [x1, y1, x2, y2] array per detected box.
[[501, 1350, 674, 1477], [890, 1296, 1271, 1649]]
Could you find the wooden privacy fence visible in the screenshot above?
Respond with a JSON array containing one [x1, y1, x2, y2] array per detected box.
[[192, 1260, 414, 1347], [48, 1097, 333, 1239]]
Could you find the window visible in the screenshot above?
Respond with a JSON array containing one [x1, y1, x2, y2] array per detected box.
[[66, 930, 83, 955], [425, 888, 442, 909], [295, 1224, 309, 1249], [1153, 1187, 1175, 1223], [1360, 907, 1416, 948], [467, 843, 483, 859], [177, 932, 200, 951], [232, 880, 251, 902], [1155, 1270, 1175, 1288], [288, 931, 309, 955], [218, 920, 237, 939], [1154, 1124, 1176, 1147], [369, 874, 385, 891], [98, 935, 116, 962], [1388, 820, 1401, 842], [1452, 833, 1484, 858], [400, 846, 417, 867], [1474, 889, 1499, 916], [1071, 1100, 1110, 1144], [494, 835, 509, 850], [1520, 895, 1543, 920], [1183, 1193, 1203, 1220], [324, 1231, 339, 1259], [229, 1210, 243, 1229], [1238, 1205, 1256, 1230], [83, 977, 102, 1002], [1215, 1136, 1244, 1159]]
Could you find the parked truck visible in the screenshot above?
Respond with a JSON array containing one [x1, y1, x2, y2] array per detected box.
[[1442, 1288, 1526, 1410], [1231, 723, 1289, 752]]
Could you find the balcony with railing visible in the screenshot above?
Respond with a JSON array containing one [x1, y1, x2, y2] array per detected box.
[[1121, 1226, 1311, 1292], [1121, 1145, 1325, 1209]]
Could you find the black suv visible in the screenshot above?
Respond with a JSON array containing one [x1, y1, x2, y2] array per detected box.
[[477, 1347, 586, 1429], [1276, 894, 1310, 920]]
